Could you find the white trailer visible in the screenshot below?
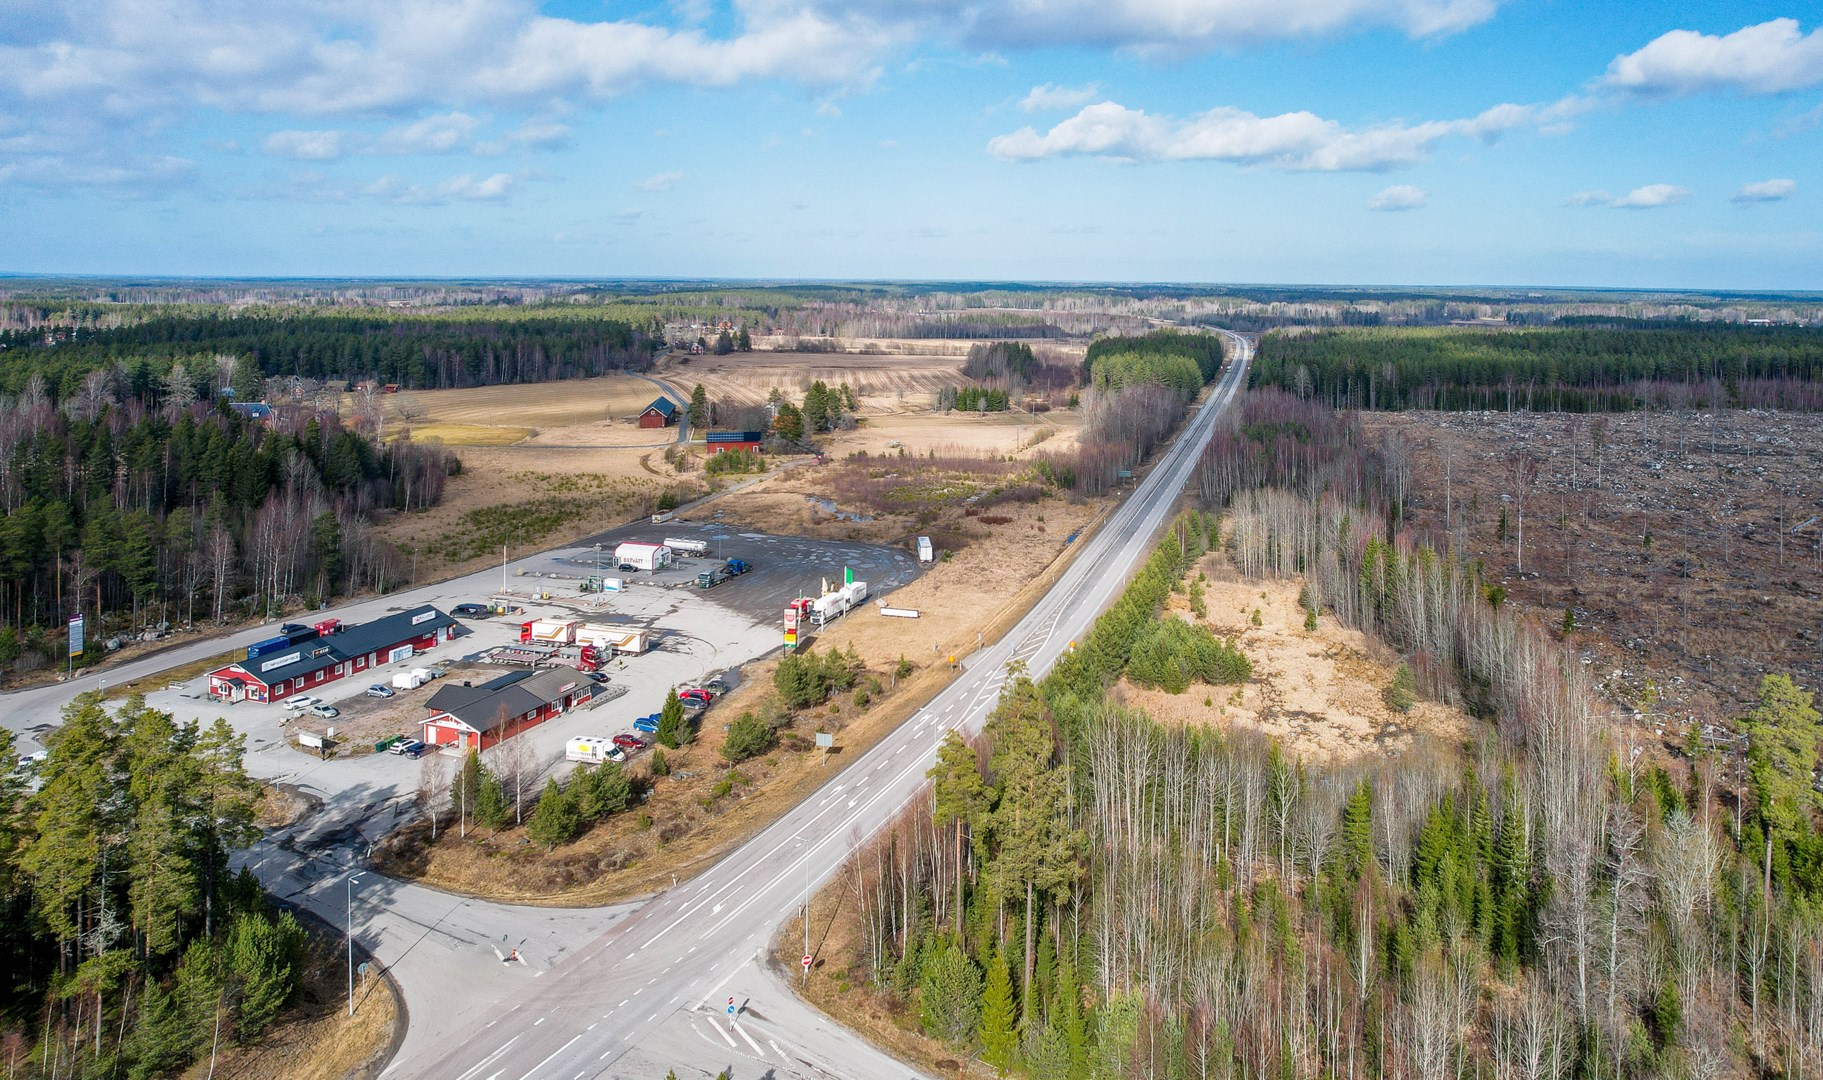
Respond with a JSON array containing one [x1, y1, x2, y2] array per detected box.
[[663, 537, 709, 555], [566, 737, 618, 764], [811, 580, 869, 625], [392, 671, 426, 690], [614, 542, 672, 571], [917, 536, 934, 564], [529, 619, 580, 645]]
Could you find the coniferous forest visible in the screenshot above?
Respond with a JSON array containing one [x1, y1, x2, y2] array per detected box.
[[0, 696, 305, 1078], [824, 387, 1823, 1080], [1251, 323, 1823, 412], [0, 373, 456, 676]]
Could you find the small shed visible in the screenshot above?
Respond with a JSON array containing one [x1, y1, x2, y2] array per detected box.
[[638, 397, 679, 429]]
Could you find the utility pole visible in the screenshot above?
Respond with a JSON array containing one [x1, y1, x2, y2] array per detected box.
[[346, 873, 365, 1016]]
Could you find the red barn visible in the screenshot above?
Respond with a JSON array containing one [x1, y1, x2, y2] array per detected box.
[[207, 605, 456, 704], [705, 430, 764, 453], [638, 397, 679, 428], [419, 668, 594, 750]]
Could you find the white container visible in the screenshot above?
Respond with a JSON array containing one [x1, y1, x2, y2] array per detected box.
[[916, 536, 933, 564], [391, 672, 424, 690], [613, 542, 672, 572]]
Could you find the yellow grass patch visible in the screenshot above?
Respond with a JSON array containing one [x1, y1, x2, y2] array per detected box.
[[394, 422, 533, 446]]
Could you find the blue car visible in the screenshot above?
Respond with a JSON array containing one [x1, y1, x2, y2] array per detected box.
[[633, 717, 660, 734]]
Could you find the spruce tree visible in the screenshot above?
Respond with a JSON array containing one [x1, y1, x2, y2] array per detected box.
[[526, 779, 581, 850], [979, 946, 1017, 1074], [656, 690, 688, 749]]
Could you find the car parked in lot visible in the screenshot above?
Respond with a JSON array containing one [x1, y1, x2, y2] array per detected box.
[[309, 703, 340, 719], [679, 688, 713, 703], [282, 694, 322, 712], [366, 684, 395, 698], [389, 739, 426, 757], [617, 562, 639, 573], [606, 746, 627, 763], [633, 716, 660, 733], [586, 671, 611, 684], [704, 677, 729, 695], [452, 603, 491, 618], [612, 733, 646, 750]]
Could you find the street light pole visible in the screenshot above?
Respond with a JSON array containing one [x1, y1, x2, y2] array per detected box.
[[346, 873, 364, 1017], [798, 835, 810, 983]]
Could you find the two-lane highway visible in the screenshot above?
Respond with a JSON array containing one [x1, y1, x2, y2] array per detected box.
[[395, 331, 1253, 1079]]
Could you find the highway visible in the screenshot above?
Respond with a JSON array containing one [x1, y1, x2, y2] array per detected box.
[[393, 331, 1253, 1080]]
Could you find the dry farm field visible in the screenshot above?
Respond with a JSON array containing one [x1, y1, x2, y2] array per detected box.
[[1365, 409, 1823, 743], [374, 375, 661, 445]]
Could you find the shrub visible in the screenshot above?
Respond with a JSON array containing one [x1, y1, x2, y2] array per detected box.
[[1128, 617, 1252, 694], [656, 691, 689, 748], [721, 710, 776, 763], [1383, 663, 1417, 713], [526, 778, 582, 850], [774, 646, 863, 710], [649, 748, 670, 777]]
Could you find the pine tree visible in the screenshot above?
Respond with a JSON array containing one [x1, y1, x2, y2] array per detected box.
[[688, 383, 709, 428], [656, 690, 688, 749], [928, 732, 985, 936], [918, 942, 982, 1046], [526, 779, 582, 850], [979, 946, 1017, 1074], [475, 773, 510, 831]]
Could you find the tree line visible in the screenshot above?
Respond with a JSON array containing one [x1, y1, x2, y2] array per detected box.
[[0, 383, 454, 676], [822, 387, 1823, 1077], [1251, 324, 1823, 412], [0, 696, 306, 1078], [0, 309, 657, 399]]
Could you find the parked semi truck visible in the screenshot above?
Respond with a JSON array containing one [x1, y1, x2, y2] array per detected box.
[[519, 619, 580, 645], [695, 558, 750, 589], [811, 579, 869, 625]]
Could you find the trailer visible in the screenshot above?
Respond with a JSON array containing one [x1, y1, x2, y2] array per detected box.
[[392, 670, 426, 690], [811, 579, 869, 626], [916, 536, 934, 564], [664, 536, 709, 555], [245, 635, 290, 660], [527, 619, 580, 645], [694, 558, 751, 589], [614, 542, 672, 572]]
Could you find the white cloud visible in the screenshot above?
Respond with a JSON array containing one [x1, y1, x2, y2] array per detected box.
[[1368, 184, 1427, 210], [1612, 184, 1689, 208], [1733, 178, 1796, 202], [1564, 190, 1613, 207], [1564, 185, 1689, 209], [262, 129, 350, 161], [374, 112, 484, 155], [364, 171, 520, 204], [842, 0, 1500, 52], [1020, 82, 1099, 112], [1602, 18, 1823, 96], [637, 170, 686, 191], [987, 99, 1533, 170]]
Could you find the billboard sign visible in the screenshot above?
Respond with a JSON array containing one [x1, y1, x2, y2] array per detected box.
[[68, 614, 84, 657]]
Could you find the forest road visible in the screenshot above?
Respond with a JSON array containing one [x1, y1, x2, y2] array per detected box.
[[385, 330, 1253, 1080]]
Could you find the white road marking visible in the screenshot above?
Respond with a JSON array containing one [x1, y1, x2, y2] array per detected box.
[[706, 1017, 739, 1048], [732, 1022, 766, 1057], [769, 1039, 787, 1059], [454, 1036, 520, 1080], [516, 1033, 581, 1080]]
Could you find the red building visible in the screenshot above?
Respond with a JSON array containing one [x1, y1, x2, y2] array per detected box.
[[705, 430, 764, 453], [638, 397, 679, 428], [207, 606, 456, 704], [420, 668, 594, 750]]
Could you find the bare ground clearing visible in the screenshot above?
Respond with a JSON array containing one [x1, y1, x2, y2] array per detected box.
[[374, 375, 656, 438], [1113, 552, 1469, 764], [1365, 409, 1823, 742], [662, 350, 970, 411]]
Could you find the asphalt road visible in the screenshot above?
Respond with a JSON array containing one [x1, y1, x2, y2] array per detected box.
[[392, 331, 1253, 1080]]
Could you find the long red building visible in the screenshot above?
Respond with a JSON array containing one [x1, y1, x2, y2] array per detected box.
[[207, 606, 456, 704]]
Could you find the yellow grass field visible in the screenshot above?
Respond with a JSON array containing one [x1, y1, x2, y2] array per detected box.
[[372, 375, 660, 445], [666, 350, 971, 411]]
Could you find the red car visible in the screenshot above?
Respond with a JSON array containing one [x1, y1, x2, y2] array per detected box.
[[612, 733, 647, 750], [679, 688, 713, 704]]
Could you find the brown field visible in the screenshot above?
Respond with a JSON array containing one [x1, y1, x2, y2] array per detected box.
[[1364, 409, 1823, 741], [380, 375, 657, 437], [663, 350, 971, 411], [1113, 552, 1469, 763]]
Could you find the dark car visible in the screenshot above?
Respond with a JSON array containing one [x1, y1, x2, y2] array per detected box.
[[617, 563, 639, 573], [452, 603, 490, 618], [586, 671, 611, 683]]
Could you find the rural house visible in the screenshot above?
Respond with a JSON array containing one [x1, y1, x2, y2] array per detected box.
[[638, 396, 679, 428], [705, 430, 765, 453], [419, 668, 594, 750]]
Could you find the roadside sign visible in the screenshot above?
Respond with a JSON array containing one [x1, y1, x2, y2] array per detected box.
[[802, 954, 813, 970], [814, 733, 834, 748], [726, 997, 736, 1017], [68, 614, 84, 657]]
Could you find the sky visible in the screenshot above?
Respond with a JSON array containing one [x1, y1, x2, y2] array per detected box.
[[0, 0, 1819, 288]]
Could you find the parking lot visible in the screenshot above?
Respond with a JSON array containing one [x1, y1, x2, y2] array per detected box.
[[130, 525, 918, 810]]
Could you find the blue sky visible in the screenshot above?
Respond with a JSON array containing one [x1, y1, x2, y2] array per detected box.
[[1, 0, 1819, 288]]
